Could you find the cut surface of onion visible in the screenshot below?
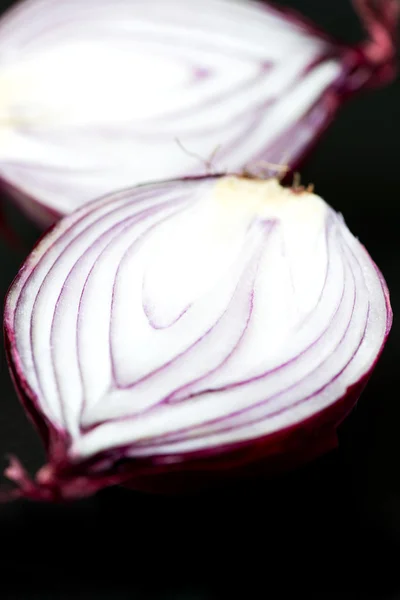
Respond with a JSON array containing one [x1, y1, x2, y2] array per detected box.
[[3, 174, 392, 500], [0, 0, 397, 226]]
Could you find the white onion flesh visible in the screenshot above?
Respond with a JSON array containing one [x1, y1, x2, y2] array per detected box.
[[5, 176, 391, 475], [0, 0, 368, 224]]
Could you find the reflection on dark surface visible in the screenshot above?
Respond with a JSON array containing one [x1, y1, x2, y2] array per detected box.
[[0, 0, 399, 598]]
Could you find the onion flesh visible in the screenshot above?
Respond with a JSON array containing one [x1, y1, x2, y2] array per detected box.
[[3, 174, 392, 500], [0, 0, 397, 226]]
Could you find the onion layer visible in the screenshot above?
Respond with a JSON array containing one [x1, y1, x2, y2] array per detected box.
[[0, 0, 397, 226], [3, 175, 392, 500]]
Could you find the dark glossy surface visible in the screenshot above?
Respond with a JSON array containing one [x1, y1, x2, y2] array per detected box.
[[0, 0, 399, 598]]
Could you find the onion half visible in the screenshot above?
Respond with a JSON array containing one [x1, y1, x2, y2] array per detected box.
[[0, 0, 397, 227], [3, 175, 392, 500]]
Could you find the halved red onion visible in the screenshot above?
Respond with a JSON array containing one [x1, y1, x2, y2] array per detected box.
[[0, 0, 397, 227], [3, 175, 392, 500]]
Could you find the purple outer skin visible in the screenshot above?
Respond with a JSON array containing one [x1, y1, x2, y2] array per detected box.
[[0, 0, 397, 231], [2, 176, 393, 501]]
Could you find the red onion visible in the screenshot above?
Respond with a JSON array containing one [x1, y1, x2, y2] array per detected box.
[[3, 174, 392, 500], [0, 0, 397, 227]]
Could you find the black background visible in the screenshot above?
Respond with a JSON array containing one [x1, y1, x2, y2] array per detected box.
[[0, 0, 399, 598]]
